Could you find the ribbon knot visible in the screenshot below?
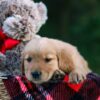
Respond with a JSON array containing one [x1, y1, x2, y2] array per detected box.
[[0, 28, 20, 53]]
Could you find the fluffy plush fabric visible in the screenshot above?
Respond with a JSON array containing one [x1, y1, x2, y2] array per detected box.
[[3, 73, 100, 100], [0, 0, 47, 40], [0, 0, 47, 77], [0, 29, 21, 76], [0, 28, 41, 77]]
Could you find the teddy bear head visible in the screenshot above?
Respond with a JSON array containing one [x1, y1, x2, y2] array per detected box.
[[0, 0, 47, 41]]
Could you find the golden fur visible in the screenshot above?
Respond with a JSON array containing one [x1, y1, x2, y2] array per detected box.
[[22, 37, 91, 84]]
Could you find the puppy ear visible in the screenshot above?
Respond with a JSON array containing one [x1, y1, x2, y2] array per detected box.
[[21, 52, 25, 75], [50, 39, 90, 74]]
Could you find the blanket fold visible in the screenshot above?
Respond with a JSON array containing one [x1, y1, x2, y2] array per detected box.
[[3, 73, 100, 100]]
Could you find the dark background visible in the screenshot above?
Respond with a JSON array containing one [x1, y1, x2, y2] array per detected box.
[[35, 0, 100, 74]]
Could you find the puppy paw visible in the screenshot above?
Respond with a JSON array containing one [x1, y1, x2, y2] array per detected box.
[[69, 69, 87, 84]]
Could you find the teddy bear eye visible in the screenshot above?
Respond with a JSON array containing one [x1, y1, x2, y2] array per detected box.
[[26, 57, 32, 62], [30, 15, 34, 19]]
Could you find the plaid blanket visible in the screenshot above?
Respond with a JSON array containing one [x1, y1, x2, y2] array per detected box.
[[3, 73, 100, 100]]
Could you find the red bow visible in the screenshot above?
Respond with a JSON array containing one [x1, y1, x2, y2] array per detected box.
[[0, 29, 20, 53]]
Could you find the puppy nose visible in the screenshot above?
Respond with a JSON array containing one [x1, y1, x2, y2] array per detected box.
[[31, 71, 41, 80]]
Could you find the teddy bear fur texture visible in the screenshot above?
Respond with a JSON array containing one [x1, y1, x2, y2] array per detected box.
[[0, 0, 47, 77]]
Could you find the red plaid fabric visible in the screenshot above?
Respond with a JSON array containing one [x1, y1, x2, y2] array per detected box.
[[3, 73, 100, 100]]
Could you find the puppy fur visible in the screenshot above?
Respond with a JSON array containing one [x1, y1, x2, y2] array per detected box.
[[22, 37, 91, 84]]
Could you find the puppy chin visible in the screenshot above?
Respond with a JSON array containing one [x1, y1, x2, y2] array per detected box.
[[31, 80, 46, 84], [34, 75, 53, 84], [28, 78, 50, 84], [26, 72, 54, 84]]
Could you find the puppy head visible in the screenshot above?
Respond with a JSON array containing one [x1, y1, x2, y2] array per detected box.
[[22, 37, 65, 84], [22, 37, 90, 84]]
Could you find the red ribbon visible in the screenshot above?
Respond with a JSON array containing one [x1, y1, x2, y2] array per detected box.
[[0, 28, 20, 53]]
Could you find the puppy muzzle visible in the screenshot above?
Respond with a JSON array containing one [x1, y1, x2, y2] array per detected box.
[[31, 71, 42, 80]]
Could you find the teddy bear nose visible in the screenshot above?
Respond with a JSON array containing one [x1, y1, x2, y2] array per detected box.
[[31, 71, 41, 80]]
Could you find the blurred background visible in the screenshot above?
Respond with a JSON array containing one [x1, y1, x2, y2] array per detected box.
[[35, 0, 100, 74]]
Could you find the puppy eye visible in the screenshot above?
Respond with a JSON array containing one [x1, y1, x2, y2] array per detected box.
[[45, 58, 52, 63], [26, 57, 32, 62]]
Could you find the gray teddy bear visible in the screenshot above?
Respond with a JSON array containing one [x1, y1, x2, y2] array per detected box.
[[0, 0, 47, 78]]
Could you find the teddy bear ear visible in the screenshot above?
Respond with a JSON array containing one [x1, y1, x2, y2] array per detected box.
[[36, 2, 48, 25]]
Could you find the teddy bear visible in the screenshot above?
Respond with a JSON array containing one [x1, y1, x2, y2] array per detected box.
[[0, 0, 47, 78]]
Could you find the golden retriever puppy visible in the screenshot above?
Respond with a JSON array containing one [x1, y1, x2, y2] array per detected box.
[[22, 37, 91, 84]]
